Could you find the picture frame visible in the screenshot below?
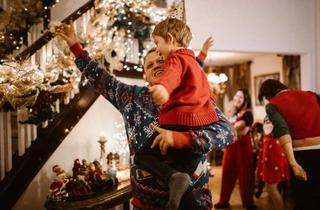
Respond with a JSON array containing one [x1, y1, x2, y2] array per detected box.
[[254, 72, 280, 105]]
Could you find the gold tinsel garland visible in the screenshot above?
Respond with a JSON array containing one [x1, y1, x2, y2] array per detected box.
[[0, 0, 57, 60], [0, 0, 167, 114]]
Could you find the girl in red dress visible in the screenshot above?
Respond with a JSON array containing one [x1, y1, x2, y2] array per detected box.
[[256, 116, 291, 210]]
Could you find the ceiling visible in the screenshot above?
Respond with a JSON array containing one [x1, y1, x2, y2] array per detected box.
[[198, 51, 268, 66]]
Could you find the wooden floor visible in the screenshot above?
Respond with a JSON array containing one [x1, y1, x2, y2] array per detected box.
[[209, 166, 290, 210]]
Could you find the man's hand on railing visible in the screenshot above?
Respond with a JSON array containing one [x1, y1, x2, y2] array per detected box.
[[56, 21, 79, 47]]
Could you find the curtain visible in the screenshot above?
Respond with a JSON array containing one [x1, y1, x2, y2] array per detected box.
[[205, 61, 251, 112], [282, 55, 300, 90]]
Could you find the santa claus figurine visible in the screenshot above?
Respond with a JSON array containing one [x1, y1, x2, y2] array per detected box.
[[49, 165, 69, 201]]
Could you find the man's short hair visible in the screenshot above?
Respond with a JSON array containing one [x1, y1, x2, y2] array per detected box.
[[152, 18, 192, 48], [144, 47, 157, 63], [143, 47, 157, 73], [258, 79, 288, 102]]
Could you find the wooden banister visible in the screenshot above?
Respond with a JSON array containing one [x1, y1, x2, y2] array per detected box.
[[0, 1, 97, 209], [15, 0, 95, 62], [0, 0, 145, 206], [0, 85, 99, 210]]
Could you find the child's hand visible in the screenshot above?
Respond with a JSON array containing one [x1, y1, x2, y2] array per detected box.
[[150, 124, 174, 155], [56, 21, 79, 47], [201, 36, 214, 55], [148, 84, 169, 105], [291, 163, 307, 181]]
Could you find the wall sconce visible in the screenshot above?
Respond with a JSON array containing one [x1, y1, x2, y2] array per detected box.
[[207, 73, 228, 95]]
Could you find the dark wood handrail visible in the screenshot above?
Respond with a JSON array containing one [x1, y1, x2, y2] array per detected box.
[[14, 0, 143, 79], [15, 0, 95, 61]]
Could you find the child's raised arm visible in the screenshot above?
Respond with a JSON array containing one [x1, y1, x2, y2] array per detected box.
[[197, 36, 213, 67], [201, 36, 213, 56]]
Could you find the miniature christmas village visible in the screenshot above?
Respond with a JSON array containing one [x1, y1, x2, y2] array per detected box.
[[48, 158, 119, 202]]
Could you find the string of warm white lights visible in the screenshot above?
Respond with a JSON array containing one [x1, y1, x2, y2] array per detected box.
[[0, 0, 60, 61], [0, 0, 167, 112]]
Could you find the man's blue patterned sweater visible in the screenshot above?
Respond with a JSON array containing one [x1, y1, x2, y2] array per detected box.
[[74, 50, 236, 210]]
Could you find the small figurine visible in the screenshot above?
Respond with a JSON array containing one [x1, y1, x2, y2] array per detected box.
[[52, 164, 62, 174], [49, 166, 69, 201], [107, 151, 120, 169], [88, 162, 96, 182], [72, 158, 81, 178], [93, 160, 103, 180], [80, 159, 90, 177]]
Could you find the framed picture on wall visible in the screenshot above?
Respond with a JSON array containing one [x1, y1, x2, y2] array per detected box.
[[254, 72, 280, 105]]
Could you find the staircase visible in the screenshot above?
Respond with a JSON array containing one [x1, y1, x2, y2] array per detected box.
[[0, 0, 154, 207], [0, 1, 98, 209]]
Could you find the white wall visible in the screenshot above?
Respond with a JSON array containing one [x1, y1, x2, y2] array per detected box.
[[250, 55, 283, 121], [13, 78, 144, 210], [51, 0, 90, 21], [186, 0, 318, 91]]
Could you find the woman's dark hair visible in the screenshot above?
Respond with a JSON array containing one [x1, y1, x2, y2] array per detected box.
[[251, 122, 263, 138], [238, 88, 252, 110], [258, 79, 288, 103]]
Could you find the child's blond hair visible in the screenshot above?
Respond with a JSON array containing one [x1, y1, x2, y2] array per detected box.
[[152, 18, 192, 48]]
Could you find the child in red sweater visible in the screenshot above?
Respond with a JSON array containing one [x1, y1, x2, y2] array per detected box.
[[134, 18, 219, 210], [149, 18, 218, 126]]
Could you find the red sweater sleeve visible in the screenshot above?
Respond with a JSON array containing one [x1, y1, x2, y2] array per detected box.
[[70, 42, 84, 58], [172, 131, 193, 149], [197, 51, 207, 63], [153, 54, 183, 95]]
